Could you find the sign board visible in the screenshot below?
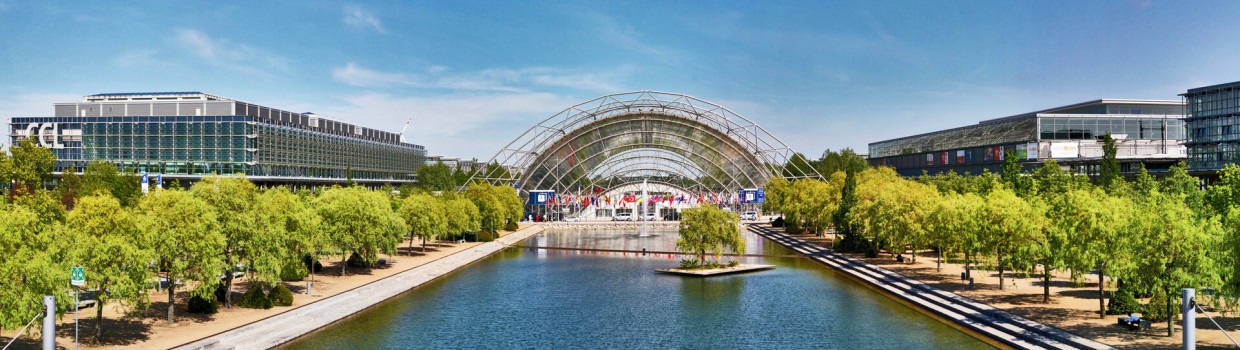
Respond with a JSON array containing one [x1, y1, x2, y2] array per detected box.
[[1049, 142, 1080, 159], [739, 188, 765, 204], [71, 266, 85, 287], [156, 174, 163, 189], [141, 173, 150, 194], [1026, 142, 1039, 160], [527, 190, 554, 205]]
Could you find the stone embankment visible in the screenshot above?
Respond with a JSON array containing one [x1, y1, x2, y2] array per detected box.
[[749, 225, 1113, 350], [175, 225, 544, 350]]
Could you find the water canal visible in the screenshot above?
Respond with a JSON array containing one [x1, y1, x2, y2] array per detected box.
[[285, 229, 992, 349]]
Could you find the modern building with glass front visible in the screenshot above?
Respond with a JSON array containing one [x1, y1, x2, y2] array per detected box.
[[8, 92, 426, 184], [867, 99, 1186, 177], [1182, 80, 1240, 173]]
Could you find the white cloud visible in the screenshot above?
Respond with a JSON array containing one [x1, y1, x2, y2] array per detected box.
[[331, 63, 625, 92], [303, 92, 578, 158], [112, 49, 161, 68], [343, 5, 384, 33], [172, 29, 290, 76]]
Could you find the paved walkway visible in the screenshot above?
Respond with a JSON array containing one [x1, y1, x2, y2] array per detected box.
[[175, 226, 544, 350], [749, 225, 1114, 350]]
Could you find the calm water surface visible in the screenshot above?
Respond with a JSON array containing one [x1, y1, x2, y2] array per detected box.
[[286, 229, 992, 349]]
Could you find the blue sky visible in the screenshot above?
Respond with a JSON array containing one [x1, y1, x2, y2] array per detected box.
[[3, 1, 1239, 159]]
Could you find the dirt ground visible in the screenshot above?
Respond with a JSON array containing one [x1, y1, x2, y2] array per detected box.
[[791, 233, 1239, 350], [0, 227, 527, 350]]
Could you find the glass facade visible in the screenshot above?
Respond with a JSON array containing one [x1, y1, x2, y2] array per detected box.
[[1184, 81, 1240, 171], [868, 100, 1186, 177], [9, 93, 426, 183]]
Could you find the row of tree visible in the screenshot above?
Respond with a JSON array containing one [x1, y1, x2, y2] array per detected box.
[[768, 146, 1240, 337], [0, 140, 522, 342]]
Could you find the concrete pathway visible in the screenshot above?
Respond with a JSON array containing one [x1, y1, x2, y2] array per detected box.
[[175, 226, 544, 350], [749, 225, 1113, 350]]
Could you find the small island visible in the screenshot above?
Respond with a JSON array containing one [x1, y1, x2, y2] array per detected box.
[[658, 206, 774, 277]]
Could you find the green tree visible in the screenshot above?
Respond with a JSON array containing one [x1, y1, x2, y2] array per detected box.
[[8, 136, 56, 191], [66, 194, 152, 341], [1099, 132, 1121, 188], [1059, 189, 1134, 318], [867, 179, 940, 262], [400, 193, 448, 252], [1001, 149, 1031, 197], [444, 197, 481, 240], [1132, 192, 1221, 335], [676, 205, 744, 264], [464, 183, 508, 234], [315, 186, 408, 276], [815, 148, 868, 179], [979, 188, 1044, 290], [927, 192, 984, 273], [58, 166, 82, 208], [259, 188, 322, 283], [782, 152, 816, 178], [416, 161, 456, 192], [0, 203, 72, 331], [137, 188, 224, 323], [784, 179, 838, 235], [191, 176, 260, 308], [1132, 163, 1157, 196]]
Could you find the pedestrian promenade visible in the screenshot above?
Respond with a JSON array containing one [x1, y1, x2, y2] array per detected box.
[[174, 225, 544, 350], [749, 225, 1114, 350]]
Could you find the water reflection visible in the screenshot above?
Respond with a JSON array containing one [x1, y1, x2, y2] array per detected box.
[[284, 229, 993, 349]]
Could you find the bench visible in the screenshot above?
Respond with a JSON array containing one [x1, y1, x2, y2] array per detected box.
[[1117, 317, 1152, 331]]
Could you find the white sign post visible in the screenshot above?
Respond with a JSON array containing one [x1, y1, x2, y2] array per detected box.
[[71, 266, 84, 350]]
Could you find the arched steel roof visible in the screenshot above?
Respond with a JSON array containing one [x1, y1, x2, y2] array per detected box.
[[469, 91, 820, 194]]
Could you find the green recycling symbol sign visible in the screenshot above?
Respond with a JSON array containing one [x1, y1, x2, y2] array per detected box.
[[71, 266, 85, 287]]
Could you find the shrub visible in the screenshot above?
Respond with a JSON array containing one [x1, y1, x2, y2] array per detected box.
[[281, 259, 308, 282], [188, 294, 218, 314], [1107, 281, 1141, 315], [503, 221, 519, 231], [347, 252, 371, 268], [478, 230, 499, 242], [303, 254, 324, 273], [727, 260, 740, 267], [1145, 288, 1173, 322], [237, 286, 273, 309], [214, 283, 228, 302], [268, 283, 294, 307], [771, 216, 785, 228], [679, 259, 700, 269]]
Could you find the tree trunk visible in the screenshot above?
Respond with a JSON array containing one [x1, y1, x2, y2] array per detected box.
[[167, 284, 176, 324], [95, 298, 104, 342], [341, 252, 348, 276], [423, 236, 427, 252], [936, 248, 942, 272], [408, 234, 415, 255], [1097, 266, 1106, 319], [224, 264, 234, 308], [999, 258, 1005, 290], [1167, 290, 1174, 337], [1043, 262, 1051, 304], [965, 252, 972, 280]]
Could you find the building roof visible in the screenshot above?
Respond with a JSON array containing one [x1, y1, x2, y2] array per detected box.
[[87, 91, 205, 97], [978, 99, 1182, 124], [1183, 81, 1240, 95]]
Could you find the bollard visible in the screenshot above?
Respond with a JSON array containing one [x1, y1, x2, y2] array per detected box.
[[969, 278, 974, 289], [1183, 288, 1195, 350], [961, 272, 966, 281], [43, 295, 55, 350]]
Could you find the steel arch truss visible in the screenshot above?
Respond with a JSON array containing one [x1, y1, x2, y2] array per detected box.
[[470, 91, 821, 195]]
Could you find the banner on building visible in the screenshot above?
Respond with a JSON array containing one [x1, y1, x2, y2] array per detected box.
[[940, 152, 948, 165], [926, 153, 934, 166], [1049, 142, 1080, 159], [956, 150, 965, 164], [1026, 142, 1039, 160], [995, 146, 1004, 161]]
